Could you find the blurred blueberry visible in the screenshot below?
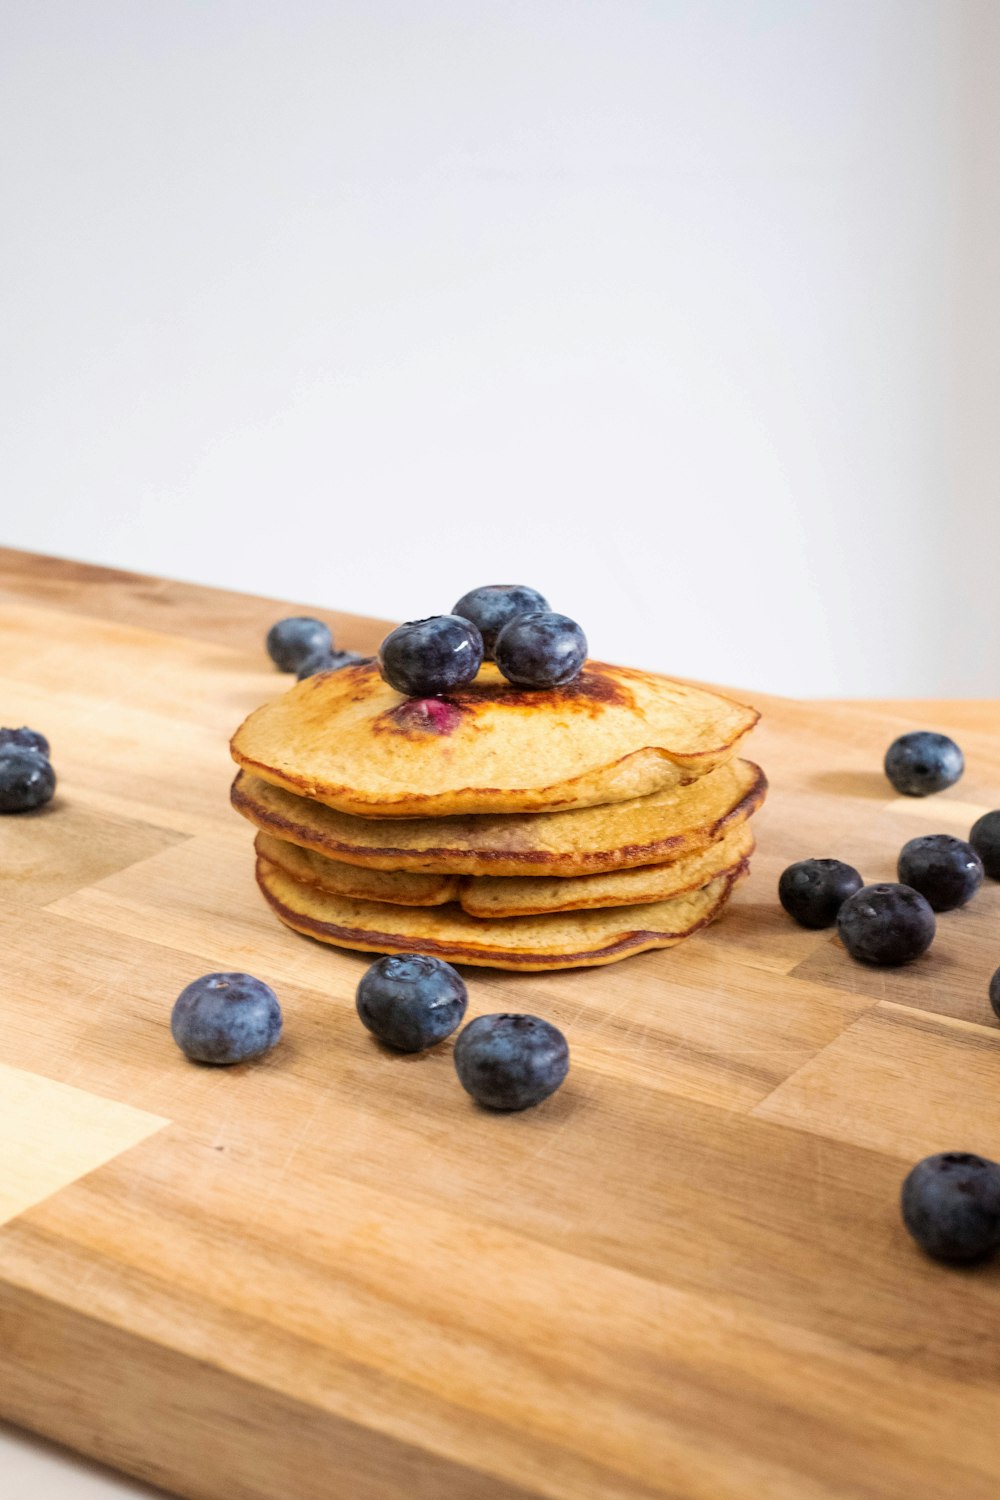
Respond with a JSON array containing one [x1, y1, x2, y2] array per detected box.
[[0, 726, 50, 758], [493, 611, 587, 689], [837, 883, 935, 965], [266, 616, 332, 672], [453, 1014, 569, 1110], [0, 747, 56, 813], [778, 858, 863, 929], [988, 965, 1000, 1022], [379, 616, 483, 697], [970, 810, 1000, 881], [297, 648, 369, 680], [884, 731, 964, 797], [897, 834, 983, 912], [452, 584, 551, 659], [171, 972, 282, 1065], [901, 1152, 1000, 1263], [356, 954, 468, 1052]]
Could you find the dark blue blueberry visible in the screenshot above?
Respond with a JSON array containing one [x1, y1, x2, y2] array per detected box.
[[266, 616, 333, 673], [778, 858, 864, 929], [170, 972, 282, 1065], [901, 1152, 1000, 1263], [297, 648, 369, 680], [453, 1013, 569, 1111], [379, 616, 483, 697], [356, 953, 468, 1052], [969, 810, 1000, 881], [884, 731, 964, 797], [0, 726, 50, 758], [493, 611, 587, 689], [897, 834, 983, 912], [990, 966, 1000, 1022], [0, 747, 56, 813], [836, 882, 935, 965], [452, 584, 551, 660]]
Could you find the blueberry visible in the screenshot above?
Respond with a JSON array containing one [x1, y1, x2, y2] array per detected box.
[[0, 747, 56, 813], [970, 810, 1000, 880], [453, 1014, 569, 1111], [266, 616, 333, 673], [379, 616, 483, 697], [778, 858, 864, 929], [897, 834, 983, 912], [0, 726, 50, 758], [452, 584, 551, 660], [901, 1152, 1000, 1263], [836, 882, 935, 965], [493, 611, 587, 689], [990, 966, 1000, 1021], [884, 731, 964, 797], [356, 954, 468, 1052], [170, 972, 282, 1065], [297, 648, 369, 680]]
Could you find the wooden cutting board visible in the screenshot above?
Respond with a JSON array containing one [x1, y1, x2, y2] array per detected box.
[[2, 546, 1000, 1500]]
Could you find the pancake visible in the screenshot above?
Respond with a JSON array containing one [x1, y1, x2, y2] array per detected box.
[[256, 855, 748, 971], [230, 658, 759, 817], [460, 823, 755, 917], [232, 758, 767, 878], [253, 822, 755, 917], [249, 841, 461, 907]]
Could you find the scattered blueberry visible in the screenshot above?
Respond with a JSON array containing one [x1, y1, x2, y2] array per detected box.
[[355, 954, 468, 1052], [970, 810, 1000, 881], [0, 726, 50, 758], [836, 882, 935, 965], [884, 731, 964, 797], [453, 1014, 569, 1111], [778, 858, 864, 929], [897, 834, 984, 912], [493, 611, 587, 689], [266, 616, 333, 673], [989, 965, 1000, 1022], [0, 747, 56, 813], [170, 972, 282, 1065], [901, 1152, 1000, 1263], [379, 616, 484, 697], [297, 648, 369, 680], [452, 584, 551, 660]]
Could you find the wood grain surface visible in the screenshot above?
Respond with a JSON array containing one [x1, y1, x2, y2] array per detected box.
[[2, 546, 1000, 1499]]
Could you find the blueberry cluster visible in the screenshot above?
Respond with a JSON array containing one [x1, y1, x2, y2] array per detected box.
[[780, 831, 986, 967], [0, 726, 56, 813], [265, 615, 368, 678], [780, 730, 999, 968], [356, 954, 569, 1111], [378, 584, 588, 697], [169, 954, 568, 1111]]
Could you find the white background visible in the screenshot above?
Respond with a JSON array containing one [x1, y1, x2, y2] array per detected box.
[[3, 1, 998, 701], [1, 2, 998, 1494]]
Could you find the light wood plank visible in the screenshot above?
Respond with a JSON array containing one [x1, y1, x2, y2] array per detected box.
[[2, 548, 1000, 1500]]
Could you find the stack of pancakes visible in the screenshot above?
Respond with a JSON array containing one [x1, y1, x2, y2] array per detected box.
[[229, 659, 765, 971]]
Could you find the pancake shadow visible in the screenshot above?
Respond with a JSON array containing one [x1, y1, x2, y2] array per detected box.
[[810, 769, 890, 801]]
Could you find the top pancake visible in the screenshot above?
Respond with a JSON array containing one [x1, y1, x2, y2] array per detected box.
[[230, 658, 759, 818]]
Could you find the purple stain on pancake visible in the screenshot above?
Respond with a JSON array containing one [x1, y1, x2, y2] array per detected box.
[[381, 697, 467, 736]]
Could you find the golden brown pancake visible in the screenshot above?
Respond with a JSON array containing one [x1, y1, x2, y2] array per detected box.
[[250, 839, 462, 906], [230, 658, 759, 817], [232, 758, 766, 877], [253, 822, 755, 917], [460, 823, 755, 917], [256, 854, 747, 970]]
